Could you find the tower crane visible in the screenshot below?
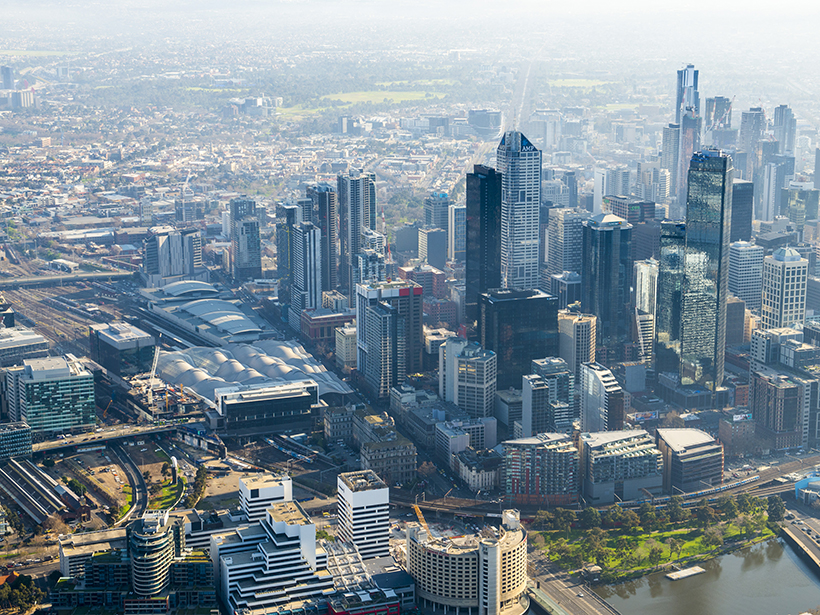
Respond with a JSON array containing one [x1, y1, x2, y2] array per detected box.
[[147, 333, 162, 408]]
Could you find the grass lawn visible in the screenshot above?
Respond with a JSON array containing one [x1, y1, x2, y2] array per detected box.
[[148, 479, 184, 510], [122, 485, 132, 506], [321, 90, 445, 104], [375, 79, 456, 87], [549, 79, 612, 88]]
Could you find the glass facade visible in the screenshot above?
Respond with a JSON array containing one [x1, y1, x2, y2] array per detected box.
[[656, 221, 686, 373], [465, 165, 502, 330], [679, 149, 733, 390]]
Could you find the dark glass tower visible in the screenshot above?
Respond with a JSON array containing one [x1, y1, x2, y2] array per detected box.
[[679, 149, 733, 390], [581, 213, 632, 358], [730, 179, 753, 242], [465, 164, 502, 330], [655, 221, 686, 373], [307, 183, 338, 293]]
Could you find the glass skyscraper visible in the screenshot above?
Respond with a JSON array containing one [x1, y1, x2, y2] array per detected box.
[[679, 149, 733, 390], [655, 221, 686, 374], [465, 164, 502, 330]]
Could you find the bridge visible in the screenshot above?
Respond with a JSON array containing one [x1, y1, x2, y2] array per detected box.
[[0, 271, 133, 289], [33, 423, 182, 454]]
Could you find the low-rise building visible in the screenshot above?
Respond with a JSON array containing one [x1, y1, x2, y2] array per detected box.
[[454, 448, 503, 492], [324, 404, 356, 446], [0, 422, 31, 460], [0, 327, 49, 367], [88, 322, 155, 377], [360, 436, 417, 486]]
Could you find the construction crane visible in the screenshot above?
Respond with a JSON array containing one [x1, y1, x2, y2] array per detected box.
[[413, 504, 431, 535], [102, 399, 112, 420], [147, 333, 162, 408]]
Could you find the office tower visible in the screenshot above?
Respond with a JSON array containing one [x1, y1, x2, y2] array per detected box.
[[730, 179, 753, 242], [558, 311, 596, 390], [294, 197, 314, 225], [230, 197, 262, 282], [424, 192, 450, 231], [275, 204, 298, 301], [581, 213, 632, 354], [675, 64, 699, 123], [677, 108, 702, 204], [773, 104, 797, 154], [739, 108, 766, 176], [750, 367, 809, 450], [728, 241, 764, 310], [531, 357, 574, 402], [496, 131, 542, 290], [89, 323, 155, 378], [307, 183, 338, 293], [4, 356, 94, 434], [141, 228, 206, 287], [356, 280, 423, 398], [634, 259, 658, 315], [479, 288, 558, 390], [338, 170, 376, 294], [288, 222, 323, 332], [705, 96, 732, 133], [662, 124, 681, 198], [465, 165, 502, 328], [0, 66, 12, 90], [419, 227, 447, 270], [580, 430, 662, 504], [603, 196, 655, 226], [784, 183, 820, 234], [439, 337, 497, 418], [550, 272, 581, 309], [815, 148, 820, 186], [725, 295, 747, 346], [761, 247, 808, 329], [503, 433, 579, 507], [546, 208, 587, 276], [761, 162, 780, 221], [656, 428, 724, 493], [530, 108, 562, 151], [593, 168, 607, 214], [448, 203, 466, 262], [562, 170, 579, 209], [239, 474, 293, 521], [337, 470, 390, 560], [655, 221, 686, 373], [580, 362, 624, 432], [520, 374, 551, 437], [679, 149, 733, 390]]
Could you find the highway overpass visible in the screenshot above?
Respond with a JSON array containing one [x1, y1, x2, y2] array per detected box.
[[33, 424, 180, 454]]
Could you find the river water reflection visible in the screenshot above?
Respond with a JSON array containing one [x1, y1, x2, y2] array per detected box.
[[593, 539, 820, 615]]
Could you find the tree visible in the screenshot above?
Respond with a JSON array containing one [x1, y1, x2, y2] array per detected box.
[[702, 527, 724, 549], [667, 496, 688, 523], [639, 502, 657, 529], [142, 470, 151, 482], [553, 508, 576, 536], [66, 478, 86, 496], [533, 510, 554, 530], [580, 507, 601, 529], [648, 545, 664, 568], [736, 492, 753, 514], [666, 537, 683, 560], [43, 514, 69, 536], [720, 496, 738, 520], [621, 509, 640, 533], [767, 495, 786, 522], [661, 411, 685, 429], [161, 462, 171, 478], [42, 458, 55, 468], [696, 500, 717, 528], [602, 505, 623, 527], [417, 462, 437, 478], [614, 536, 631, 563]]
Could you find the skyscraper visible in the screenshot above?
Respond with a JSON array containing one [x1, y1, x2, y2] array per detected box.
[[581, 213, 632, 356], [761, 247, 808, 330], [675, 64, 699, 124], [338, 170, 376, 296], [479, 288, 558, 390], [677, 108, 702, 207], [661, 124, 681, 199], [307, 183, 338, 293], [633, 259, 659, 315], [580, 362, 624, 432], [496, 131, 541, 290], [730, 179, 754, 242], [288, 222, 323, 332], [679, 149, 733, 390], [439, 337, 497, 419], [655, 221, 686, 373], [141, 227, 206, 287], [465, 164, 502, 328], [705, 96, 732, 133], [230, 197, 262, 282], [546, 208, 587, 276], [728, 241, 764, 310], [739, 108, 766, 176], [558, 311, 596, 388], [1, 66, 12, 90], [773, 104, 797, 155], [424, 192, 451, 231], [448, 202, 466, 262]]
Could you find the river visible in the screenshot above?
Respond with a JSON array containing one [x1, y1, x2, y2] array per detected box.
[[593, 539, 820, 615]]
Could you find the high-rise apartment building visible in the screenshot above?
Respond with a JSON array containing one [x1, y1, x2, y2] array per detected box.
[[424, 192, 451, 231], [558, 311, 596, 387], [141, 228, 207, 287], [479, 288, 558, 390], [773, 104, 797, 155], [356, 280, 423, 399], [338, 170, 376, 296], [230, 197, 262, 282], [750, 366, 809, 450], [448, 202, 466, 262], [337, 470, 390, 560], [238, 474, 293, 521], [761, 247, 808, 330], [496, 131, 541, 290], [465, 164, 502, 329], [705, 96, 732, 133], [4, 355, 95, 434], [307, 183, 338, 293], [730, 179, 754, 242], [678, 149, 733, 390], [634, 259, 658, 315], [675, 64, 699, 123], [661, 124, 681, 198], [739, 108, 766, 176], [580, 362, 624, 432], [728, 241, 764, 310], [531, 357, 575, 407], [546, 208, 587, 276], [581, 213, 632, 353], [503, 433, 579, 507], [288, 222, 323, 332], [439, 337, 497, 419], [1, 66, 12, 90], [677, 108, 702, 205], [520, 374, 551, 438]]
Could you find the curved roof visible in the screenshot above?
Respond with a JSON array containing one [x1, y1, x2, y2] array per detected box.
[[163, 280, 221, 297], [179, 299, 262, 337], [155, 340, 352, 401], [772, 246, 803, 262]]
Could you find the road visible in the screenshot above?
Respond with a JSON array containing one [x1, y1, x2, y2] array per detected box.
[[110, 443, 148, 524], [528, 547, 619, 615], [785, 505, 820, 563], [34, 423, 186, 453]]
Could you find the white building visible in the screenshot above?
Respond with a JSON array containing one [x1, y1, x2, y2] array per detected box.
[[580, 362, 624, 433], [335, 324, 357, 371], [546, 207, 587, 276], [518, 374, 551, 438], [558, 311, 596, 384], [336, 470, 390, 560], [439, 337, 497, 418], [728, 241, 764, 311], [496, 131, 541, 290], [238, 474, 293, 522], [762, 247, 808, 330]]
